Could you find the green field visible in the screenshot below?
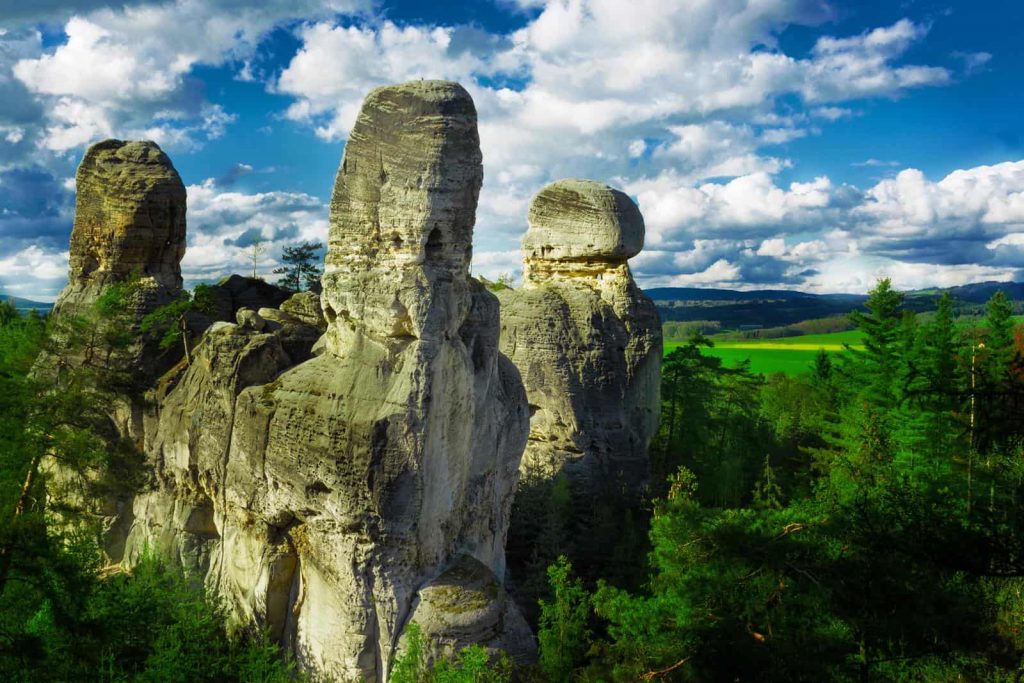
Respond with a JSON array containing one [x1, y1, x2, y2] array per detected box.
[[665, 329, 864, 375]]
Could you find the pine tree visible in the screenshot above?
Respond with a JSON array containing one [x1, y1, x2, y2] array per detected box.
[[537, 557, 591, 682], [983, 291, 1015, 381], [0, 284, 140, 595], [651, 334, 717, 494], [848, 278, 905, 411], [812, 348, 833, 383], [140, 284, 216, 366], [752, 454, 784, 509], [901, 293, 965, 482], [273, 241, 324, 292], [974, 291, 1023, 453], [829, 280, 908, 494]]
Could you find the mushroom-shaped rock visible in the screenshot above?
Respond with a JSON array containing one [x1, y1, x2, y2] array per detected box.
[[523, 179, 644, 265], [497, 179, 662, 492]]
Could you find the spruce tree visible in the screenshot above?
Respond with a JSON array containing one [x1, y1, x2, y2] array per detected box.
[[812, 348, 833, 383], [975, 291, 1022, 453], [983, 290, 1015, 383], [848, 278, 905, 411], [837, 279, 906, 488], [903, 293, 965, 482]]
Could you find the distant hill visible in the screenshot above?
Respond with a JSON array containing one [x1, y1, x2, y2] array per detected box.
[[645, 281, 1024, 330], [1, 293, 53, 313], [645, 287, 867, 328], [645, 287, 864, 303], [905, 281, 1024, 304]]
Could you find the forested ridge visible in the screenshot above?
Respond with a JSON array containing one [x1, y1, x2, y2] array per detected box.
[[3, 278, 1024, 681]]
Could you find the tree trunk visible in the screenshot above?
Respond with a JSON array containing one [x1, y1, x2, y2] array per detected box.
[[180, 315, 191, 366], [0, 453, 42, 594], [666, 367, 680, 453]]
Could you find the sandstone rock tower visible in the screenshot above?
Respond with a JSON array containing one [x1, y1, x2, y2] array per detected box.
[[42, 139, 186, 446], [497, 179, 662, 492], [53, 139, 186, 320], [120, 81, 532, 681]]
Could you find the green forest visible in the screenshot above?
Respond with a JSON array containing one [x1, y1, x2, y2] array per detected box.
[[3, 279, 1024, 681]]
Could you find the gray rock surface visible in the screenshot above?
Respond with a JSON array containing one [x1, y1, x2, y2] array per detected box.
[[43, 140, 187, 443], [522, 178, 644, 265], [235, 307, 266, 331], [120, 80, 531, 681], [50, 139, 187, 376], [402, 554, 535, 665], [321, 79, 483, 351], [497, 179, 662, 490], [279, 290, 326, 330], [36, 140, 188, 560]]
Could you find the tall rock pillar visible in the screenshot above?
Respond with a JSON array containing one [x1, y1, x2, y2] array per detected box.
[[53, 139, 186, 319], [41, 139, 186, 558], [125, 81, 532, 681]]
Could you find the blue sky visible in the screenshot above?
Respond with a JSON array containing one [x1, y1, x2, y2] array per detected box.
[[1, 0, 1023, 300]]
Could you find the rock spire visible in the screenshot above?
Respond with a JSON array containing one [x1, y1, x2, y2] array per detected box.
[[53, 139, 186, 319]]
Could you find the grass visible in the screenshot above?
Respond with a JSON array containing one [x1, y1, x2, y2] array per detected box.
[[663, 314, 1023, 377], [665, 329, 864, 376], [712, 329, 864, 348]]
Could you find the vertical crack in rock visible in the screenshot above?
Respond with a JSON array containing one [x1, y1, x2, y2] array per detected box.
[[497, 178, 663, 492]]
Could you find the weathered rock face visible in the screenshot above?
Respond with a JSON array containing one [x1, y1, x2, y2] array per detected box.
[[497, 179, 662, 490], [53, 139, 186, 321], [121, 81, 531, 681], [403, 554, 535, 664], [321, 79, 482, 350], [42, 140, 186, 445], [522, 178, 644, 268], [279, 290, 326, 330]]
